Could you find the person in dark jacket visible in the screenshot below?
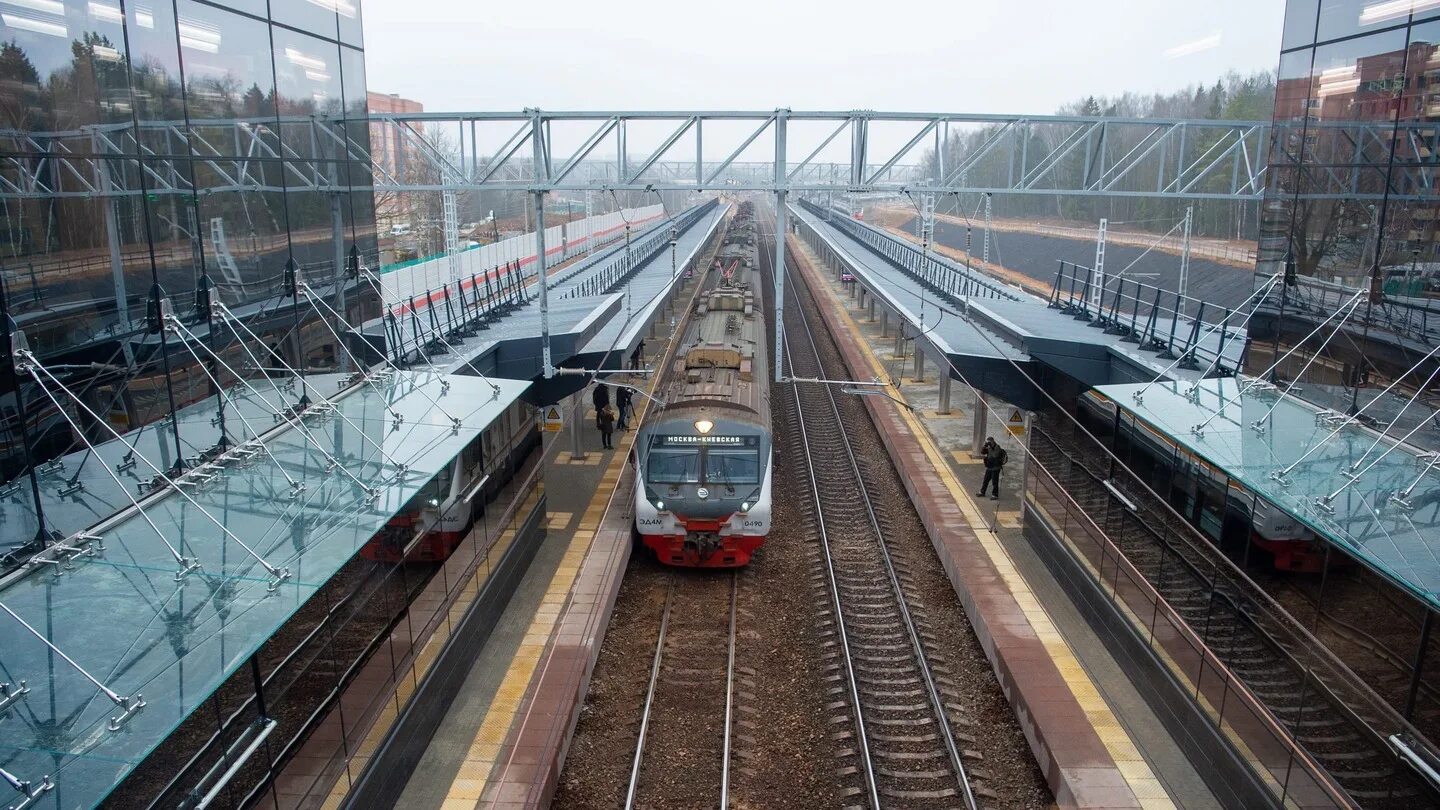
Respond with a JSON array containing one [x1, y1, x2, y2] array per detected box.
[[597, 405, 616, 449], [978, 437, 1007, 500], [630, 341, 645, 370], [615, 385, 633, 430], [592, 382, 610, 416]]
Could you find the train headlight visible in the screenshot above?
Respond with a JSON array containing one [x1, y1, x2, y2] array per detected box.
[[655, 500, 665, 512], [741, 501, 751, 512], [694, 418, 714, 434], [427, 497, 440, 507]]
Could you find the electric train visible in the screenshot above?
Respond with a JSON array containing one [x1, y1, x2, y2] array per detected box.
[[632, 207, 774, 567], [360, 396, 538, 562], [1078, 388, 1323, 572]]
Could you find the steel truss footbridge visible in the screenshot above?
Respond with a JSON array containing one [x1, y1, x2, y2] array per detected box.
[[2, 108, 1418, 379]]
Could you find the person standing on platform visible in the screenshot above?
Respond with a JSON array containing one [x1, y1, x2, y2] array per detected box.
[[592, 381, 610, 419], [630, 341, 645, 370], [978, 436, 1007, 500], [597, 405, 616, 449], [616, 385, 633, 431]]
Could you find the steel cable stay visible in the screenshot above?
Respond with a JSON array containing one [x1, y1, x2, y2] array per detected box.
[[1181, 292, 1271, 402], [164, 317, 304, 495], [352, 265, 495, 407], [212, 298, 430, 466], [20, 354, 293, 591], [1275, 342, 1440, 484], [2, 407, 459, 786], [0, 599, 146, 732], [1251, 290, 1367, 434], [305, 274, 505, 399], [297, 278, 473, 426], [315, 271, 505, 403], [1186, 288, 1360, 437], [164, 315, 387, 497], [19, 370, 199, 580], [1130, 273, 1282, 404]]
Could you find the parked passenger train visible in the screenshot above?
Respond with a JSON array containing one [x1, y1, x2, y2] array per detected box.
[[632, 208, 773, 567], [361, 395, 539, 562], [1077, 388, 1323, 572]]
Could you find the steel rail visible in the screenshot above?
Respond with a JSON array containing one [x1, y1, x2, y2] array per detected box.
[[781, 254, 978, 808], [761, 211, 881, 809], [622, 571, 739, 810], [720, 570, 739, 810], [623, 575, 674, 810]]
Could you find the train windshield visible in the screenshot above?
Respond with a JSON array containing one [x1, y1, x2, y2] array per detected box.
[[647, 449, 701, 484], [705, 448, 760, 485]]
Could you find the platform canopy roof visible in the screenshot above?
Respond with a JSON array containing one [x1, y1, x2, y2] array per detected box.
[[1101, 378, 1440, 612], [0, 370, 529, 809]]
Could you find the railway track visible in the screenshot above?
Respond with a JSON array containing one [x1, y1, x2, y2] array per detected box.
[[1030, 422, 1431, 808], [623, 571, 739, 809], [778, 257, 983, 807]]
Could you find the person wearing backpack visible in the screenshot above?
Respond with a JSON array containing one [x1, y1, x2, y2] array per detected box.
[[978, 436, 1007, 500]]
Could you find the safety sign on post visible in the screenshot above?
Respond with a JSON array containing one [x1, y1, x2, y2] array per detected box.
[[543, 405, 564, 432], [1006, 408, 1027, 437]]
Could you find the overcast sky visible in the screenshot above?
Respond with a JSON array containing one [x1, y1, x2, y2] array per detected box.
[[362, 0, 1286, 114]]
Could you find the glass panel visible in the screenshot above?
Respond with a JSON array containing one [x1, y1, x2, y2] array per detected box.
[[272, 0, 349, 41], [1284, 0, 1321, 50], [0, 373, 530, 809], [208, 0, 268, 16], [1097, 378, 1440, 615], [1318, 0, 1426, 44]]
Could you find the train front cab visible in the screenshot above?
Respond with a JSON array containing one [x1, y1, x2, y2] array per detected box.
[[362, 396, 541, 563], [632, 411, 773, 568]]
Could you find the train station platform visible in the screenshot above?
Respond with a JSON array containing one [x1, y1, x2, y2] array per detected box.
[[358, 200, 728, 397], [788, 201, 1248, 410], [787, 234, 1220, 809], [335, 232, 720, 810]]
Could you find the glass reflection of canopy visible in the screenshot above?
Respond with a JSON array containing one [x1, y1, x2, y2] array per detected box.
[[0, 369, 528, 810], [1100, 378, 1440, 612]]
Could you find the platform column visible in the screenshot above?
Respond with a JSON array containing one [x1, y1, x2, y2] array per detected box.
[[914, 343, 925, 382], [868, 297, 876, 322], [857, 287, 866, 310], [894, 322, 906, 359], [570, 390, 587, 460], [938, 370, 952, 414], [971, 392, 988, 456], [880, 309, 889, 337]]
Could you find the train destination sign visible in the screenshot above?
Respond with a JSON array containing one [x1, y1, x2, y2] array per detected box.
[[655, 435, 756, 446]]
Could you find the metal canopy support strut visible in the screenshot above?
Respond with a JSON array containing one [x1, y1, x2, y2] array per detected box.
[[532, 108, 553, 378], [773, 109, 789, 384]]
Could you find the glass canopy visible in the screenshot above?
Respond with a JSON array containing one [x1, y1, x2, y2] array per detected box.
[[1100, 378, 1440, 613], [0, 370, 529, 808]]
